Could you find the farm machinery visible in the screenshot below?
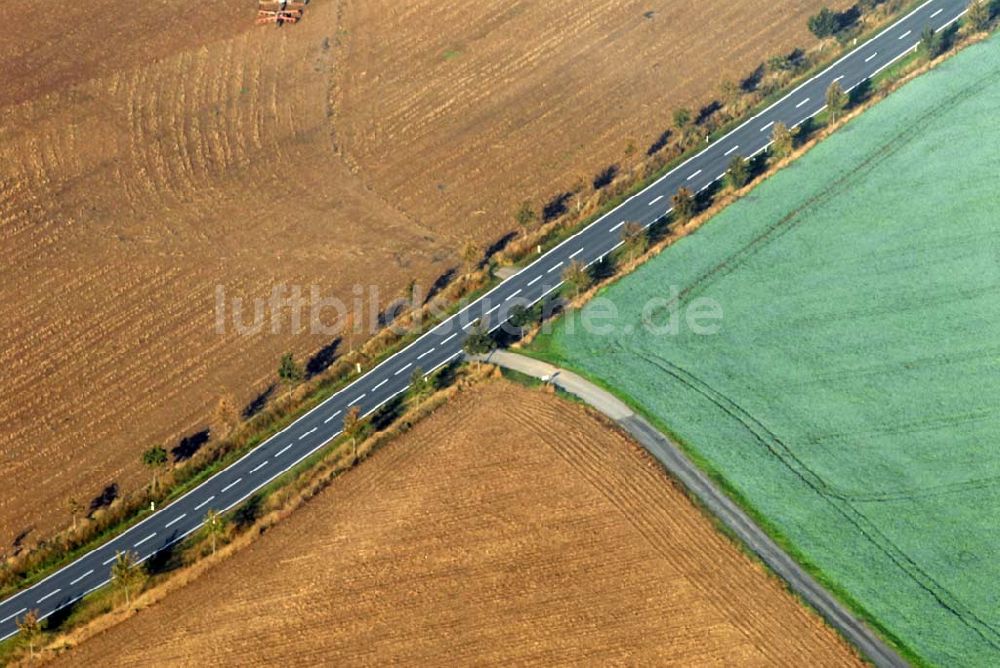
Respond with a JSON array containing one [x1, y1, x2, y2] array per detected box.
[[256, 0, 306, 26]]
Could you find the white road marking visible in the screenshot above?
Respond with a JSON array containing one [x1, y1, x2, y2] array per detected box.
[[275, 444, 293, 458], [1, 608, 27, 624], [648, 194, 664, 206], [442, 332, 458, 344], [795, 97, 810, 108], [687, 169, 702, 181], [102, 554, 117, 566], [0, 3, 943, 623], [931, 8, 943, 18], [220, 479, 242, 494], [610, 220, 625, 232], [760, 120, 775, 132], [393, 363, 412, 376], [569, 248, 584, 258], [36, 589, 60, 604], [865, 52, 878, 62], [417, 348, 434, 360], [251, 460, 269, 473], [485, 304, 501, 316], [133, 533, 156, 548], [299, 427, 317, 440], [372, 379, 388, 392], [899, 29, 912, 39], [323, 409, 342, 424], [70, 569, 95, 586], [507, 289, 521, 301], [547, 262, 563, 273], [351, 392, 366, 405], [833, 74, 845, 82], [164, 513, 186, 528], [724, 145, 740, 156], [194, 495, 215, 511], [527, 275, 542, 288]]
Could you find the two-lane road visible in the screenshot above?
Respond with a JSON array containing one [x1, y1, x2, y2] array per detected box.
[[0, 0, 971, 646]]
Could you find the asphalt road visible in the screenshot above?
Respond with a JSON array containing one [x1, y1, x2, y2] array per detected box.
[[482, 350, 907, 668], [0, 0, 971, 644]]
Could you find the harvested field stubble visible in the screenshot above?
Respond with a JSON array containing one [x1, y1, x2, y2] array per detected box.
[[0, 0, 837, 552], [51, 381, 861, 666]]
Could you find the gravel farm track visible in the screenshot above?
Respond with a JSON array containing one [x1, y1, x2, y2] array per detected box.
[[0, 0, 839, 553], [50, 380, 862, 666]]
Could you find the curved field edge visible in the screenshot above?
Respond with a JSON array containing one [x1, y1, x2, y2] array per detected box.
[[528, 31, 1000, 667]]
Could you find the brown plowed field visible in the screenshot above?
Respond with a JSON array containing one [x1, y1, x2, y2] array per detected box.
[[54, 381, 861, 666], [0, 0, 836, 549]]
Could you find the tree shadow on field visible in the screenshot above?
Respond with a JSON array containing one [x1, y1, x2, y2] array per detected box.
[[371, 395, 406, 432], [696, 100, 722, 126], [593, 164, 619, 190], [172, 429, 210, 463], [646, 129, 672, 156], [484, 231, 517, 262], [43, 597, 81, 633], [424, 268, 457, 305], [543, 192, 573, 222], [433, 360, 462, 390], [243, 384, 276, 419], [647, 215, 672, 245], [145, 541, 183, 576], [306, 337, 342, 379], [232, 494, 263, 531], [741, 63, 765, 92], [378, 300, 408, 329], [848, 78, 874, 108], [88, 483, 119, 515]]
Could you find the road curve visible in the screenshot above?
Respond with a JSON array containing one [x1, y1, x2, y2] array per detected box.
[[0, 0, 971, 643], [482, 350, 907, 667]]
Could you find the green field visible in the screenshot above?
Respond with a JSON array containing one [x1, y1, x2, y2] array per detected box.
[[531, 34, 1000, 666]]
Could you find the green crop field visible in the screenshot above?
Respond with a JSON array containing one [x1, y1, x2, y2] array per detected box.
[[530, 34, 1000, 666]]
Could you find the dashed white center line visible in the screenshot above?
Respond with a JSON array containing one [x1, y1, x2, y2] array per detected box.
[[350, 393, 366, 405], [442, 332, 458, 345], [299, 427, 317, 440], [648, 194, 664, 206], [36, 589, 61, 604], [70, 569, 95, 586], [194, 495, 215, 511], [610, 220, 625, 232], [275, 443, 293, 458], [1, 608, 27, 624], [724, 145, 740, 156], [102, 554, 117, 566], [795, 97, 810, 109], [372, 379, 388, 392], [833, 74, 845, 82], [164, 513, 186, 528], [220, 478, 242, 494], [865, 52, 878, 63], [324, 410, 342, 424], [760, 120, 775, 132], [569, 248, 584, 258], [687, 169, 702, 181], [394, 363, 412, 376], [133, 532, 156, 548], [251, 460, 269, 473], [507, 289, 522, 301], [899, 29, 912, 39], [417, 348, 435, 360], [931, 8, 943, 18], [527, 275, 542, 286], [547, 262, 563, 274]]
